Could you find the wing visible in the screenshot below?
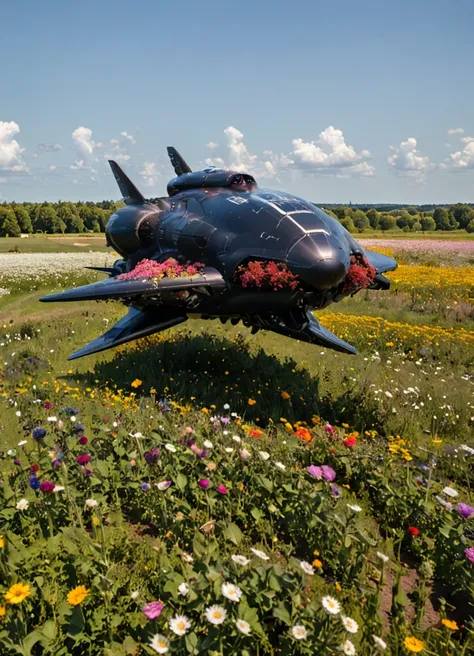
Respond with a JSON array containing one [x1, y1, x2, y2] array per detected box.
[[40, 267, 227, 303], [167, 147, 192, 176], [108, 160, 145, 205], [364, 249, 398, 274]]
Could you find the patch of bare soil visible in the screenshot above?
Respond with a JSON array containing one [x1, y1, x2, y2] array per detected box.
[[378, 568, 440, 631]]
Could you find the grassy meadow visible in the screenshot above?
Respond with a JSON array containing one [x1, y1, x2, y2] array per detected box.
[[0, 238, 473, 655]]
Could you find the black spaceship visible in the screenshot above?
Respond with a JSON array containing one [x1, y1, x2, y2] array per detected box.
[[41, 147, 397, 360]]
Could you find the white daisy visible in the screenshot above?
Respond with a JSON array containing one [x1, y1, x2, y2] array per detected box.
[[236, 619, 251, 634], [239, 449, 251, 460], [165, 443, 177, 453], [205, 605, 227, 625], [460, 444, 474, 455], [131, 590, 140, 600], [221, 582, 242, 602], [181, 552, 193, 563], [85, 498, 98, 508], [15, 410, 21, 417], [300, 561, 314, 575], [341, 639, 356, 655], [347, 504, 362, 513], [17, 440, 27, 446], [322, 595, 341, 615], [275, 462, 286, 470], [225, 447, 234, 453], [16, 499, 29, 511], [373, 635, 387, 650], [376, 552, 389, 563], [178, 582, 189, 596], [232, 435, 241, 443], [53, 486, 65, 493], [341, 616, 359, 634], [232, 554, 250, 566], [259, 451, 270, 461], [150, 634, 169, 654], [223, 403, 230, 410], [169, 614, 191, 636], [292, 625, 308, 640], [47, 416, 58, 422], [156, 481, 172, 491], [70, 416, 76, 422], [203, 440, 213, 449], [442, 486, 458, 498], [250, 548, 269, 561]]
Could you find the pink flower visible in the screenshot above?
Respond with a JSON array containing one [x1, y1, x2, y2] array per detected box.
[[321, 465, 336, 482], [217, 484, 228, 495], [198, 479, 209, 489], [130, 460, 136, 467], [185, 427, 193, 434], [239, 449, 251, 460], [40, 481, 55, 493], [465, 547, 474, 563], [142, 601, 164, 620], [324, 424, 335, 434], [307, 465, 323, 479], [458, 503, 474, 519], [77, 454, 90, 465]]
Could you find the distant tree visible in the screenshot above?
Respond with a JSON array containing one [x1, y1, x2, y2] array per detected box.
[[433, 207, 458, 231], [366, 208, 380, 229], [412, 221, 422, 231], [0, 206, 21, 237], [466, 219, 474, 233], [352, 210, 370, 232], [406, 206, 418, 216], [379, 214, 397, 231], [331, 206, 347, 220], [402, 225, 411, 232], [340, 217, 356, 233], [35, 204, 65, 233], [420, 216, 436, 232], [450, 204, 474, 230], [56, 202, 85, 233], [322, 208, 339, 220], [12, 205, 33, 233]]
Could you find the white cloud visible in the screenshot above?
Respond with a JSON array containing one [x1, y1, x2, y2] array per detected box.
[[387, 137, 433, 178], [223, 126, 258, 172], [447, 128, 464, 135], [204, 156, 225, 168], [120, 131, 136, 145], [49, 165, 56, 171], [0, 121, 29, 172], [206, 141, 219, 149], [291, 126, 374, 176], [260, 150, 294, 179], [37, 143, 61, 153], [110, 139, 119, 145], [140, 160, 160, 187], [70, 160, 86, 170], [445, 140, 474, 170], [72, 126, 96, 156], [461, 136, 474, 144]]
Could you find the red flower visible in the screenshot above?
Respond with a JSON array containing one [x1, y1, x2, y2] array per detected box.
[[30, 464, 39, 473], [341, 255, 376, 294], [295, 427, 312, 442], [78, 436, 88, 445], [44, 401, 52, 409], [408, 526, 420, 537], [342, 436, 357, 448], [77, 454, 91, 465]]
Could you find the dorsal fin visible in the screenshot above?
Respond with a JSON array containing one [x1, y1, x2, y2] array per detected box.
[[167, 147, 192, 176], [108, 160, 145, 205]]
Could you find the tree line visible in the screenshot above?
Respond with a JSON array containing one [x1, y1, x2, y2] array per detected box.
[[0, 200, 473, 237]]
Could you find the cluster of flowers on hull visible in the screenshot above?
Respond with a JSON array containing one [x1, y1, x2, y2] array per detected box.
[[233, 260, 300, 291], [117, 258, 204, 282], [341, 254, 376, 294]]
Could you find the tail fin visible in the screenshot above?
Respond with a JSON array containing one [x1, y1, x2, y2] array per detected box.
[[108, 160, 145, 205], [167, 147, 192, 176]]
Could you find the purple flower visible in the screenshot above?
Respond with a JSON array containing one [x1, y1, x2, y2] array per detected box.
[[330, 483, 340, 497], [84, 468, 93, 477], [74, 424, 85, 433], [40, 481, 55, 493], [32, 427, 46, 440], [29, 476, 40, 490], [198, 479, 209, 489], [144, 448, 160, 464], [307, 465, 323, 479], [142, 601, 164, 620], [217, 484, 228, 495], [198, 449, 208, 459], [14, 458, 21, 466], [465, 547, 474, 563], [52, 458, 61, 469], [221, 417, 230, 424], [458, 503, 474, 519], [78, 436, 88, 445], [321, 465, 336, 482], [141, 482, 151, 492]]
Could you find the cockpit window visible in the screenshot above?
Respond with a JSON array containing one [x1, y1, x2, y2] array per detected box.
[[230, 173, 256, 190]]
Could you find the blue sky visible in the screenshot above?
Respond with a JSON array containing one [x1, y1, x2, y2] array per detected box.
[[1, 0, 473, 204]]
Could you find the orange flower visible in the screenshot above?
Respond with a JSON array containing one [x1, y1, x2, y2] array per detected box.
[[130, 378, 142, 388], [248, 398, 256, 406], [280, 391, 291, 400], [249, 428, 263, 439], [295, 427, 312, 442], [312, 559, 323, 568], [442, 619, 459, 631]]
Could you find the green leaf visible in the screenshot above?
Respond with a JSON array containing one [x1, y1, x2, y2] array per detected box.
[[273, 602, 292, 625], [250, 507, 262, 521], [176, 473, 188, 491], [22, 630, 43, 656], [40, 619, 57, 641], [123, 636, 139, 655], [258, 476, 273, 493], [224, 522, 242, 545], [439, 524, 452, 538], [185, 632, 198, 654]]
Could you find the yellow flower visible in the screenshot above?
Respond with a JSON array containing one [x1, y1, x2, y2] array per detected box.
[[4, 583, 31, 605], [0, 536, 4, 549], [404, 636, 424, 652], [442, 619, 459, 631], [313, 549, 320, 556], [67, 585, 89, 606], [130, 379, 142, 388], [312, 559, 323, 568], [92, 516, 100, 526], [335, 581, 342, 592], [248, 398, 256, 406], [280, 391, 291, 400], [0, 606, 6, 616]]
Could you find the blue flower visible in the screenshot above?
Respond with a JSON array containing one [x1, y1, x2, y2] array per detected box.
[[32, 427, 46, 440], [141, 482, 151, 492], [29, 476, 41, 490], [62, 407, 79, 415], [74, 424, 85, 433]]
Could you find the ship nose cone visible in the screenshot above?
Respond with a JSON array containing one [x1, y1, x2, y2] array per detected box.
[[288, 233, 350, 289]]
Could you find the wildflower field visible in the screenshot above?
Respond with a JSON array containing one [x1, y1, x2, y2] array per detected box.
[[0, 240, 474, 655]]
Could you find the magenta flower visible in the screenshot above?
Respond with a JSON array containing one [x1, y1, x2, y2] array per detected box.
[[77, 454, 91, 465], [324, 424, 335, 434], [465, 547, 474, 564], [458, 503, 474, 519], [78, 436, 88, 445], [330, 483, 340, 497], [217, 484, 228, 495], [142, 601, 164, 620], [307, 465, 323, 479], [198, 479, 209, 489], [321, 465, 336, 482], [40, 481, 55, 493]]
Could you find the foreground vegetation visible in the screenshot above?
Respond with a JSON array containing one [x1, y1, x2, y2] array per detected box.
[[0, 241, 473, 654]]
